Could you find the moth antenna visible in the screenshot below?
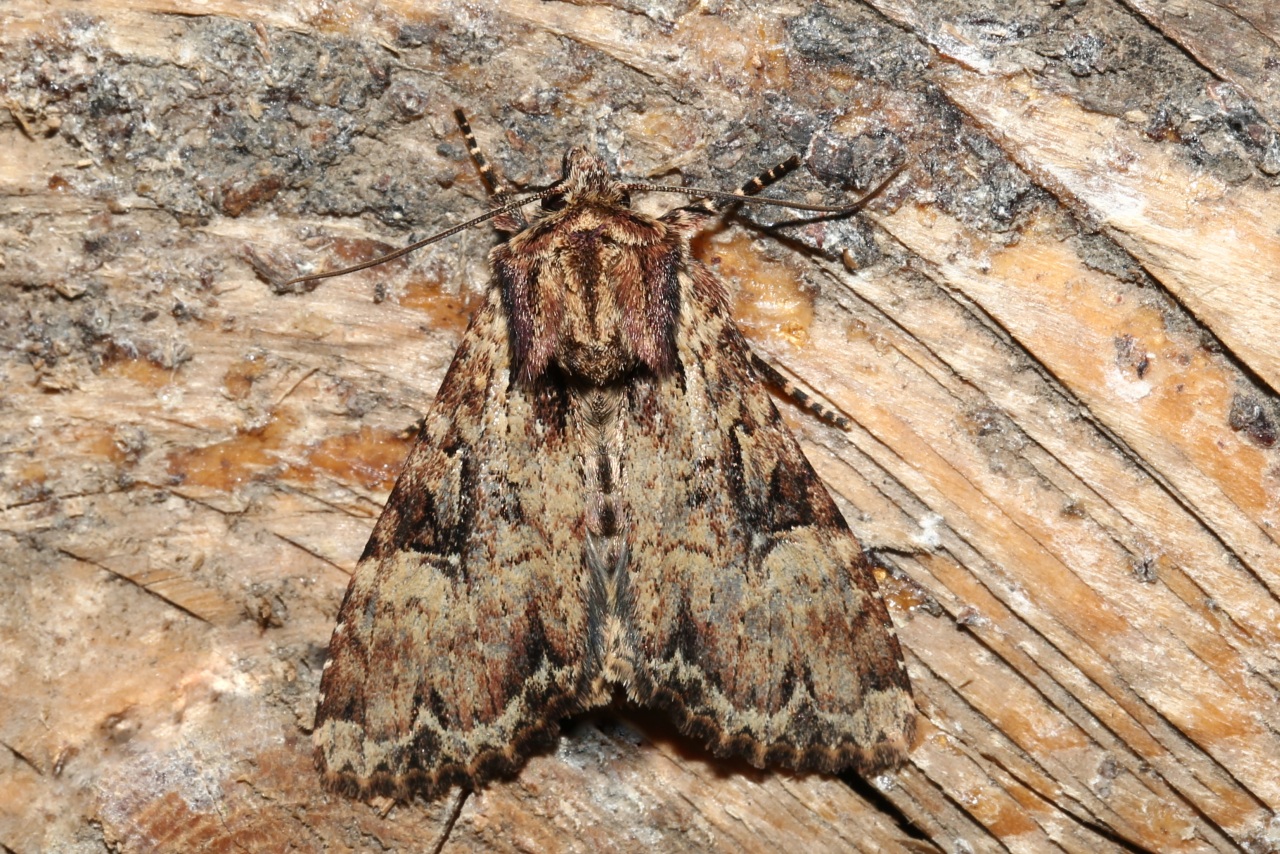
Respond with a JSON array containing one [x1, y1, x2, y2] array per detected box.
[[278, 111, 544, 289], [624, 158, 905, 216], [275, 186, 558, 288], [749, 352, 852, 430]]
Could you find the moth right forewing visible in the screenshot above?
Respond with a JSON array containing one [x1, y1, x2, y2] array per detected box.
[[618, 262, 914, 774]]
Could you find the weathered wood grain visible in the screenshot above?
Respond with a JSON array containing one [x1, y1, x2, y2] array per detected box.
[[1, 0, 1277, 851]]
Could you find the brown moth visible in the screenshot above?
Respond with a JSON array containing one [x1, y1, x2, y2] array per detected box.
[[309, 113, 914, 800]]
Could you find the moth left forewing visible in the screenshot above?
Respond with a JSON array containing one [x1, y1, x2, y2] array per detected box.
[[619, 260, 914, 774], [314, 290, 598, 800]]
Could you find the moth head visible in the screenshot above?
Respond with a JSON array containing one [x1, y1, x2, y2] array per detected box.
[[541, 147, 632, 213]]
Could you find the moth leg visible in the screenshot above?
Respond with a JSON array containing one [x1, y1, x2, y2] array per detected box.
[[671, 154, 855, 430], [734, 155, 803, 199], [679, 155, 806, 217], [428, 788, 471, 854], [454, 108, 527, 231], [748, 351, 851, 430]]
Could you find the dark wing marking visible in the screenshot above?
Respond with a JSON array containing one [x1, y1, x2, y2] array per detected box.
[[618, 262, 914, 774], [313, 290, 597, 800]]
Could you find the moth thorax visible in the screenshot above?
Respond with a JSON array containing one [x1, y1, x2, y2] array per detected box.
[[499, 206, 678, 387], [555, 281, 635, 383], [551, 228, 665, 385]]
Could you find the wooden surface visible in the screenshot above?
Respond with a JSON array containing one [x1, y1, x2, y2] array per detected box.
[[2, 0, 1278, 851]]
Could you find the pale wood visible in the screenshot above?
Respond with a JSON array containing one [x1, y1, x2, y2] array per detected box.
[[2, 0, 1278, 852]]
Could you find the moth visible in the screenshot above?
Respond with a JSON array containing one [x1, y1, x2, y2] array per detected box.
[[307, 112, 915, 800]]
